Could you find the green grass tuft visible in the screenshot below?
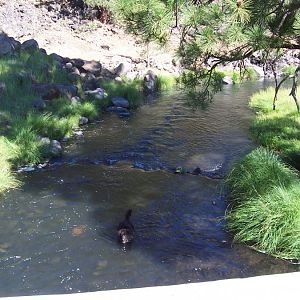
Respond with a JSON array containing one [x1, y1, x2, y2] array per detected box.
[[102, 79, 144, 108], [226, 148, 300, 260], [0, 137, 20, 194], [250, 87, 300, 158], [156, 74, 178, 91]]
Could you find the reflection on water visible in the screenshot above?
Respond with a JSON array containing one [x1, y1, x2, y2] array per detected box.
[[0, 82, 298, 296]]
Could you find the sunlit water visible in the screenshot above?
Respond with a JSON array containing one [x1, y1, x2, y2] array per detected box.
[[0, 82, 298, 296]]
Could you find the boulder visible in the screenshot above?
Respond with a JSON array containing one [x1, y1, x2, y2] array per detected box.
[[0, 35, 14, 56], [114, 62, 129, 76], [83, 73, 100, 90], [81, 60, 102, 76], [50, 140, 62, 156], [112, 96, 129, 108], [144, 70, 158, 94], [84, 87, 106, 100], [32, 83, 78, 100], [21, 39, 39, 52], [79, 116, 89, 125], [65, 62, 73, 70]]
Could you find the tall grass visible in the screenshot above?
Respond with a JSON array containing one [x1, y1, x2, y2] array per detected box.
[[250, 87, 300, 158], [227, 85, 300, 260], [102, 79, 144, 108], [0, 137, 20, 194], [226, 148, 300, 260], [156, 74, 177, 91]]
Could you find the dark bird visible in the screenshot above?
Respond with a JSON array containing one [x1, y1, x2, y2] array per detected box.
[[117, 209, 134, 244]]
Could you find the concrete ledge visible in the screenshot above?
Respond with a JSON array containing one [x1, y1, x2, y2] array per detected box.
[[2, 272, 299, 300]]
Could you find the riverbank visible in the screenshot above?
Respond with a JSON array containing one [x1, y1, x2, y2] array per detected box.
[[0, 33, 179, 195], [226, 86, 300, 261]]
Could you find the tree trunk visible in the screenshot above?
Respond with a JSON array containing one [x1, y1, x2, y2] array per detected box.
[[289, 66, 300, 113]]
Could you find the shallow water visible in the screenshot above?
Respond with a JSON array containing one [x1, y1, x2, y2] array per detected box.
[[0, 82, 298, 296]]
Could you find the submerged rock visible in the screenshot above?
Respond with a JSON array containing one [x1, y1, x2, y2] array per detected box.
[[106, 106, 130, 117]]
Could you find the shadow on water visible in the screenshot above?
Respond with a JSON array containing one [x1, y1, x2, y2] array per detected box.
[[0, 81, 298, 296]]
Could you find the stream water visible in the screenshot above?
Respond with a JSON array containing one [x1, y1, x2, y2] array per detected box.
[[0, 82, 298, 296]]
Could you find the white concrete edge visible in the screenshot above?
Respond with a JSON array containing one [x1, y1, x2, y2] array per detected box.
[[2, 272, 299, 300]]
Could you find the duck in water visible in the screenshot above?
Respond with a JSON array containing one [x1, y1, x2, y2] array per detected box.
[[117, 209, 134, 244]]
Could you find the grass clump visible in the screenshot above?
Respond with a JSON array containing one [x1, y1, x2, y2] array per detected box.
[[0, 137, 20, 194], [102, 79, 144, 108], [250, 87, 300, 158], [156, 74, 177, 91], [226, 147, 300, 260]]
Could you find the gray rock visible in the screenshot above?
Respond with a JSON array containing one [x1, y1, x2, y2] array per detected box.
[[50, 53, 64, 64], [50, 140, 62, 156], [84, 87, 106, 100], [71, 58, 85, 68], [0, 35, 14, 56], [144, 70, 157, 94], [222, 76, 233, 85], [21, 39, 39, 52], [32, 83, 78, 100], [114, 63, 126, 76], [18, 165, 36, 173], [32, 99, 46, 111], [112, 96, 129, 108], [39, 48, 47, 55], [83, 73, 99, 90], [74, 130, 84, 138], [81, 60, 102, 77], [65, 62, 73, 70], [68, 72, 81, 83], [79, 116, 89, 125]]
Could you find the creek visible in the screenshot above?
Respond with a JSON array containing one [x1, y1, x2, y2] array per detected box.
[[0, 81, 297, 296]]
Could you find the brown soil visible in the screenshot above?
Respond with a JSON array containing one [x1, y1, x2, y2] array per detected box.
[[0, 0, 180, 75]]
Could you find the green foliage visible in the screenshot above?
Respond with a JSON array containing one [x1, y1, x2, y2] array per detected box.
[[84, 0, 112, 8], [0, 137, 20, 194], [102, 79, 144, 108], [227, 148, 298, 204], [282, 65, 297, 77], [112, 0, 172, 44], [226, 148, 300, 260], [156, 74, 177, 91], [250, 87, 300, 158], [178, 0, 300, 103]]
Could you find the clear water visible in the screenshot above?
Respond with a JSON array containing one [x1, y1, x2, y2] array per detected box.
[[0, 82, 298, 296]]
